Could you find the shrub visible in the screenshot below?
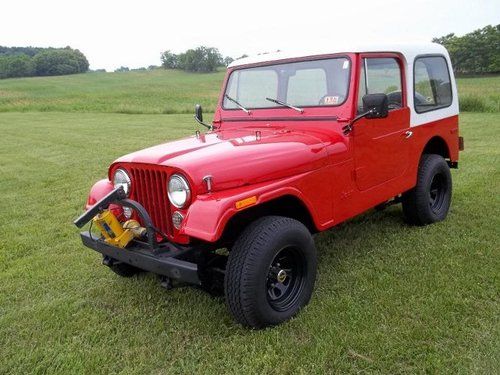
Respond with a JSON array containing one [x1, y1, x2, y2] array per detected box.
[[33, 48, 89, 76], [459, 96, 487, 112], [459, 95, 499, 113]]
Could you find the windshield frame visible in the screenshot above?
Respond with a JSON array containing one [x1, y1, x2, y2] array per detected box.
[[221, 54, 352, 111]]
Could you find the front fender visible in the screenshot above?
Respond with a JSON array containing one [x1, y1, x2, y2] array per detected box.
[[180, 170, 331, 242]]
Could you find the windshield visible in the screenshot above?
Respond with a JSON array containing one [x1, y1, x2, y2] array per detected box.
[[223, 57, 351, 110]]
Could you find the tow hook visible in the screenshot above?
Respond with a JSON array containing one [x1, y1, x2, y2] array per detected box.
[[160, 276, 174, 290], [102, 255, 114, 267]]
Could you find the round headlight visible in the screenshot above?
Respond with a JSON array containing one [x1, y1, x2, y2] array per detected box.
[[168, 174, 191, 208], [113, 168, 131, 196]]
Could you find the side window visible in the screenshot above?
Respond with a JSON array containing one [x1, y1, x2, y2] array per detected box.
[[357, 57, 402, 113], [414, 56, 452, 113]]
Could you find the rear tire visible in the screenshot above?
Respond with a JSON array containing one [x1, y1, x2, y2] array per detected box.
[[224, 216, 317, 329], [402, 154, 452, 225]]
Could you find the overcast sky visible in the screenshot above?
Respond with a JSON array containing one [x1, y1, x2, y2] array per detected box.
[[1, 0, 499, 71]]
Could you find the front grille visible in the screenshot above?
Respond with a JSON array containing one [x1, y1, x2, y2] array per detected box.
[[128, 165, 173, 237]]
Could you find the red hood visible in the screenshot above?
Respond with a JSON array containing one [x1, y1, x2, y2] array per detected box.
[[111, 126, 329, 193]]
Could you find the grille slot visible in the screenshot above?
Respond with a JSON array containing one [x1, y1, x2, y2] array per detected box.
[[128, 166, 172, 237]]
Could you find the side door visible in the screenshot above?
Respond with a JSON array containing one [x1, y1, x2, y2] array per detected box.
[[352, 54, 411, 191]]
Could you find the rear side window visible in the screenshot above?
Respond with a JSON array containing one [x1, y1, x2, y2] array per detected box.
[[414, 56, 452, 113]]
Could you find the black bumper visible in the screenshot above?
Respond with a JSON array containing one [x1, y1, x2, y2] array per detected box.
[[80, 231, 201, 285]]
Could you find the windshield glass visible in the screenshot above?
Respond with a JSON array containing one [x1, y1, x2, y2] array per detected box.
[[223, 57, 350, 110]]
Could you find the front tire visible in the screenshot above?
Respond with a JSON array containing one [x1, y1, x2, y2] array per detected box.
[[402, 154, 452, 225], [224, 216, 317, 329]]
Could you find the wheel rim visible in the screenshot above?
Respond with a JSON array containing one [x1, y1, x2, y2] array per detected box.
[[429, 172, 447, 213], [266, 247, 306, 312]]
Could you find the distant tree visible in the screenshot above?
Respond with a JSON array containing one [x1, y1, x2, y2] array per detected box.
[[114, 66, 130, 72], [148, 65, 159, 70], [92, 69, 106, 73], [223, 56, 234, 66], [0, 46, 44, 57], [0, 46, 89, 79], [236, 54, 248, 60], [160, 46, 223, 72], [433, 24, 499, 75], [177, 46, 223, 72], [160, 50, 178, 69], [70, 48, 90, 73], [0, 54, 35, 79]]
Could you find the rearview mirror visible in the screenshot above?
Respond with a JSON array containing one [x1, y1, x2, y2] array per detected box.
[[362, 93, 389, 119], [195, 104, 203, 123]]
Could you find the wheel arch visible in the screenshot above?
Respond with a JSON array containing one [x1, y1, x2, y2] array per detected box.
[[421, 135, 451, 161], [218, 194, 317, 246]]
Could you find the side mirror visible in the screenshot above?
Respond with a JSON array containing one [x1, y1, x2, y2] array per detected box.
[[194, 104, 212, 130], [362, 93, 389, 119], [195, 104, 203, 123]]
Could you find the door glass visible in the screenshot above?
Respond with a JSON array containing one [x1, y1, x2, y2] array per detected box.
[[357, 57, 402, 113]]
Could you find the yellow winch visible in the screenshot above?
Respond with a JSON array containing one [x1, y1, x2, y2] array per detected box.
[[92, 210, 145, 248]]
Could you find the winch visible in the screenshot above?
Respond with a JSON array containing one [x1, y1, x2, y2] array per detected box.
[[92, 210, 146, 248]]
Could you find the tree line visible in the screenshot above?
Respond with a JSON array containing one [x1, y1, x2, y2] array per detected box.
[[160, 46, 242, 73], [0, 46, 89, 79], [433, 24, 499, 75]]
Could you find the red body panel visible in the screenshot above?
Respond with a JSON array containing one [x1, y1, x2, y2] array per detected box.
[[86, 53, 459, 244]]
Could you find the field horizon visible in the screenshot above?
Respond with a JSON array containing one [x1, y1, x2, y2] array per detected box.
[[0, 69, 499, 114]]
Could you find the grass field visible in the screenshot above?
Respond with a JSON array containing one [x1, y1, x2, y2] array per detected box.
[[0, 69, 499, 114], [0, 109, 499, 373], [0, 70, 225, 114]]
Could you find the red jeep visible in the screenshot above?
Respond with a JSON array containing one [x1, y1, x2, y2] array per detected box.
[[75, 43, 463, 328]]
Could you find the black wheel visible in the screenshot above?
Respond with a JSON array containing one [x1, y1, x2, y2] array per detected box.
[[102, 256, 142, 277], [402, 154, 452, 225], [224, 216, 317, 328]]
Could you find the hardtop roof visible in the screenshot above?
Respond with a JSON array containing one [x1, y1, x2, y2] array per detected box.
[[228, 42, 449, 68]]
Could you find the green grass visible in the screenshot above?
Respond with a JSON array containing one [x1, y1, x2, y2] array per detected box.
[[457, 76, 500, 112], [0, 69, 499, 114], [0, 112, 498, 373], [0, 70, 225, 114]]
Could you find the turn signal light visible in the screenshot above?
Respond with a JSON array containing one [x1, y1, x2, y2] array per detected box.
[[235, 196, 257, 210]]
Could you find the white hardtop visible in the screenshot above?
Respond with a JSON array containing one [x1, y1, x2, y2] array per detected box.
[[228, 43, 449, 68], [228, 42, 458, 127]]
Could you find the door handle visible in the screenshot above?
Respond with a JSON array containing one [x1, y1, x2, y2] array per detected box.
[[405, 131, 413, 139]]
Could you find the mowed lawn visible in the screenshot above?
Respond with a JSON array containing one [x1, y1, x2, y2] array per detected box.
[[0, 112, 498, 373]]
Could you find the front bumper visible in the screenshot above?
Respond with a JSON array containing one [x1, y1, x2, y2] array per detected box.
[[75, 186, 202, 285], [80, 231, 201, 285]]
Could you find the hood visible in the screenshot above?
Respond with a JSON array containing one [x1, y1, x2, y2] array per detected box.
[[112, 126, 329, 192]]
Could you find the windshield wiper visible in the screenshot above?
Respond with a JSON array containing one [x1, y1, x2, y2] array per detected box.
[[224, 94, 251, 114], [266, 97, 304, 113]]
